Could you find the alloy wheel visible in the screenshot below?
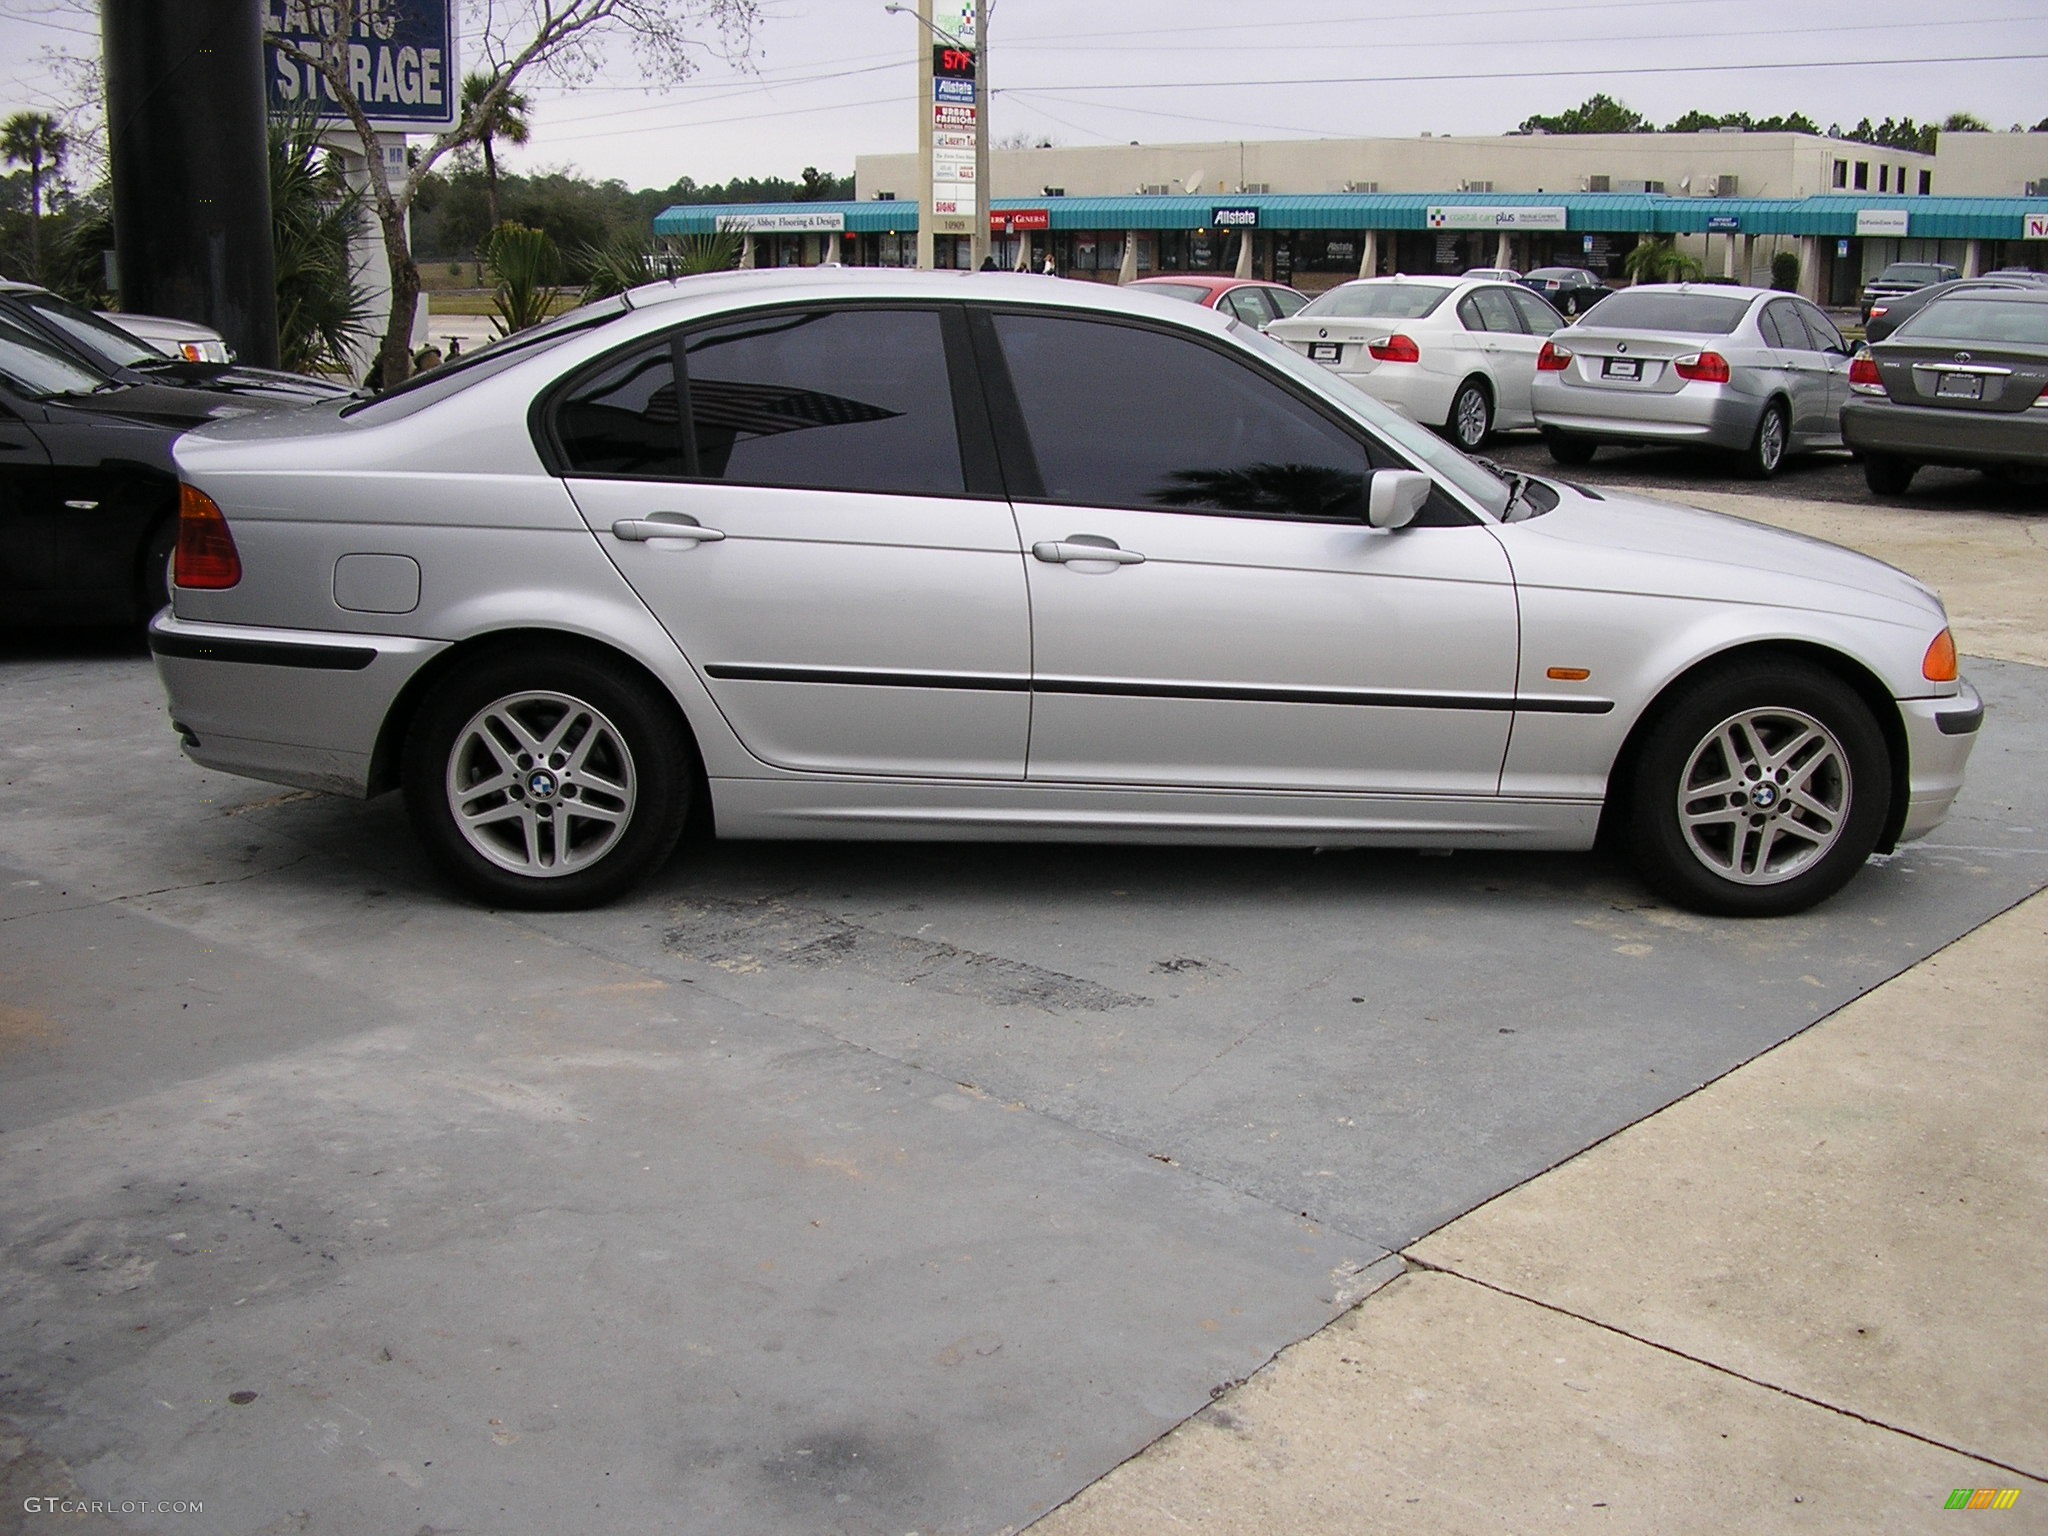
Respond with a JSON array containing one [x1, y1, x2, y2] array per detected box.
[[1675, 706, 1850, 886], [444, 690, 638, 877]]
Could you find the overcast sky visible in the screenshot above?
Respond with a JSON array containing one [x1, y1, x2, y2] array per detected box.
[[3, 0, 2046, 191]]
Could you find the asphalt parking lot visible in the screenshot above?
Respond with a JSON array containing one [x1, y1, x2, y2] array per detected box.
[[3, 493, 2046, 1534]]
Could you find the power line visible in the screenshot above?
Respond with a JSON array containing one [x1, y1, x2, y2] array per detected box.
[[1000, 0, 1770, 43]]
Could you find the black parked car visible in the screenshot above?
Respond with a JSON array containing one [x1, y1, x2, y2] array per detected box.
[[0, 321, 266, 627], [1520, 266, 1608, 316], [1865, 271, 2048, 342], [0, 280, 353, 408], [1858, 261, 1960, 325], [1843, 289, 2048, 495]]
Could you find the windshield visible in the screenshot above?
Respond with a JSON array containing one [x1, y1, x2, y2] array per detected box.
[[1233, 321, 1510, 518], [1879, 264, 1949, 284], [1527, 268, 1584, 282], [18, 290, 165, 369], [0, 317, 115, 398], [1895, 298, 2048, 346], [1140, 282, 1211, 305], [1297, 283, 1450, 321], [1577, 289, 1750, 335], [343, 295, 630, 422]]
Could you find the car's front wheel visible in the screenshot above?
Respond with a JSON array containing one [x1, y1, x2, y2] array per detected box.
[[1447, 378, 1493, 450], [1863, 454, 1917, 495], [402, 646, 693, 909], [1624, 660, 1891, 916], [1544, 431, 1598, 466]]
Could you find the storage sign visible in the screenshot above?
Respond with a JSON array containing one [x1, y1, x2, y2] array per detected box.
[[264, 0, 456, 132], [1427, 205, 1568, 231]]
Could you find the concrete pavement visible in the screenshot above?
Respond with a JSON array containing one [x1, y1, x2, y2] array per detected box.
[[1032, 490, 2048, 1534]]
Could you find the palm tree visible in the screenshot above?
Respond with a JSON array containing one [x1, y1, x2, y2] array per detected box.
[[460, 71, 531, 232], [2, 111, 68, 280]]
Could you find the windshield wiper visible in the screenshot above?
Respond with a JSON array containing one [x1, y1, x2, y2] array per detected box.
[[1472, 454, 1535, 521]]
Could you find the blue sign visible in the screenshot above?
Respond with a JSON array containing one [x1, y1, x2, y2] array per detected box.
[[934, 77, 977, 105], [264, 0, 458, 132], [1707, 214, 1742, 233]]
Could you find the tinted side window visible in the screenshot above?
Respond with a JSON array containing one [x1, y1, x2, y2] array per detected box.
[[1506, 288, 1561, 336], [555, 341, 685, 476], [1268, 288, 1308, 318], [991, 312, 1375, 520], [1469, 287, 1522, 334], [1797, 302, 1846, 352], [1758, 303, 1795, 349], [682, 307, 964, 496]]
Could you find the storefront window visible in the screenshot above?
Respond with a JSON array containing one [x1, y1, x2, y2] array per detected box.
[[1292, 234, 1364, 274]]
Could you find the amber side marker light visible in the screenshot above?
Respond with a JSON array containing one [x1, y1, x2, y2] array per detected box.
[[1923, 628, 1958, 683], [175, 484, 242, 590], [1547, 666, 1591, 681]]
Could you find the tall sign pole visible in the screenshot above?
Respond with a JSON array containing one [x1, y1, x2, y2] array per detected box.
[[103, 0, 280, 367], [916, 0, 936, 271]]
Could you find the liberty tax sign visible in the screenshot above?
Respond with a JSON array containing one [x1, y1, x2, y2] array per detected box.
[[264, 0, 458, 132]]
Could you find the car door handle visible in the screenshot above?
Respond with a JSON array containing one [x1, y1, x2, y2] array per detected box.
[[611, 513, 725, 543], [1033, 538, 1145, 566]]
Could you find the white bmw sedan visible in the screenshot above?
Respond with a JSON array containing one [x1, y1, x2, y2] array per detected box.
[[151, 269, 1980, 916], [1265, 275, 1566, 449]]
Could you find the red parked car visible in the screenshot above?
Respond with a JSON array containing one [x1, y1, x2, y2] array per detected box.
[[1130, 275, 1310, 326]]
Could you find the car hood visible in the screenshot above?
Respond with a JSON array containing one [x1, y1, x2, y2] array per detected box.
[[129, 361, 352, 404], [46, 382, 272, 431], [1504, 482, 1943, 622]]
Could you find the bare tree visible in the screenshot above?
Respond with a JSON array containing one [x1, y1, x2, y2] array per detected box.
[[272, 0, 759, 387]]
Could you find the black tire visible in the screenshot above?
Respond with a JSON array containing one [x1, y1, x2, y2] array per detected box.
[[139, 512, 177, 622], [1445, 377, 1493, 450], [1623, 660, 1891, 917], [402, 646, 693, 910], [1863, 454, 1916, 496], [1740, 400, 1789, 480], [1544, 432, 1598, 466]]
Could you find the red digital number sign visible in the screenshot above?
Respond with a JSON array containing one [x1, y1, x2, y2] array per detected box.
[[933, 44, 977, 79]]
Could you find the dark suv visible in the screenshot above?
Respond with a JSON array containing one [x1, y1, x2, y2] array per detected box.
[[1859, 262, 1959, 325]]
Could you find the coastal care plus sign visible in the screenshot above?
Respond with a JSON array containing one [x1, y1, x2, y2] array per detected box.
[[262, 0, 457, 130]]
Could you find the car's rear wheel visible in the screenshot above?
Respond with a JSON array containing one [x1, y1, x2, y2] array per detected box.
[[403, 647, 692, 909], [1544, 432, 1598, 466], [1624, 660, 1890, 917], [1863, 454, 1917, 495], [1447, 378, 1493, 450], [1740, 401, 1789, 479]]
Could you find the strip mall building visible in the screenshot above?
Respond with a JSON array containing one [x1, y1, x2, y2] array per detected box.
[[654, 130, 2048, 308]]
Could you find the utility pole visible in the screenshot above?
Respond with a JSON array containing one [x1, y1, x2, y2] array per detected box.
[[103, 0, 280, 368], [889, 2, 985, 271]]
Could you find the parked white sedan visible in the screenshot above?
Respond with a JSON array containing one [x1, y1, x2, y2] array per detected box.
[[1267, 276, 1565, 449], [149, 269, 1979, 917]]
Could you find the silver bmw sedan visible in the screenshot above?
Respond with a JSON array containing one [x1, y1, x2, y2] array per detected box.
[[149, 269, 1979, 916], [1531, 283, 1854, 477]]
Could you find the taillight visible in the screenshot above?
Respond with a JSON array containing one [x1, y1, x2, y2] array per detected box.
[[1673, 350, 1731, 384], [175, 483, 242, 589], [1536, 341, 1572, 372], [1868, 305, 1888, 319], [1923, 629, 1958, 683], [1848, 354, 1886, 395], [1368, 333, 1420, 363]]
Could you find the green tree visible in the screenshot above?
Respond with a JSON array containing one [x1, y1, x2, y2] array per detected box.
[[272, 0, 761, 389], [484, 221, 562, 336], [2, 111, 68, 280], [1518, 94, 1653, 135], [1622, 235, 1704, 286], [461, 70, 531, 231], [1940, 112, 1991, 135], [270, 111, 372, 374]]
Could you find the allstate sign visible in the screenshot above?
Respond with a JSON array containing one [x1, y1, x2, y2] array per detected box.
[[264, 0, 458, 132]]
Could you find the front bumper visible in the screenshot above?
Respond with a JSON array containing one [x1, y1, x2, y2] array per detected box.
[[1895, 676, 1984, 847], [1842, 398, 2048, 470], [1532, 378, 1762, 452], [150, 612, 446, 798]]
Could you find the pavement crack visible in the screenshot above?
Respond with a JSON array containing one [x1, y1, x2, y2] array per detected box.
[[1402, 1255, 2048, 1487], [0, 854, 317, 924]]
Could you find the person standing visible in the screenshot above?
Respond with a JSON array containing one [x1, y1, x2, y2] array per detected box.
[[1040, 251, 1057, 277]]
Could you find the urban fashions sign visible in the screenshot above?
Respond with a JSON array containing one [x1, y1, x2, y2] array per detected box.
[[264, 0, 457, 131]]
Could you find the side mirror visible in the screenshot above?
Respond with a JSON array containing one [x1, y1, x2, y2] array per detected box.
[[1367, 469, 1432, 530]]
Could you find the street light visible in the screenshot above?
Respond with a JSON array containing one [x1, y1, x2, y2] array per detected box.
[[883, 1, 992, 272]]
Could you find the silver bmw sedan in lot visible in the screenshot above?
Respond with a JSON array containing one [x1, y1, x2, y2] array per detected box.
[[1532, 284, 1854, 476], [150, 269, 1979, 916]]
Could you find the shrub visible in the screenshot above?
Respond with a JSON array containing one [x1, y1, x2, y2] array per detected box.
[[1771, 251, 1800, 291]]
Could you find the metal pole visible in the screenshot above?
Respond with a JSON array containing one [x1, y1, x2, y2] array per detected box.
[[916, 0, 935, 270], [103, 0, 280, 368], [971, 5, 990, 271]]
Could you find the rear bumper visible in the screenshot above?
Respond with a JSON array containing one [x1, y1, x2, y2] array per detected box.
[[150, 612, 444, 798], [1895, 677, 1983, 847], [1327, 363, 1458, 429], [1842, 398, 2048, 468], [1532, 377, 1762, 451]]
